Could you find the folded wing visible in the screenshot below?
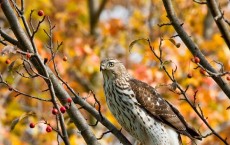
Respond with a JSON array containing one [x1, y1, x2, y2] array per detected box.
[[129, 79, 202, 140]]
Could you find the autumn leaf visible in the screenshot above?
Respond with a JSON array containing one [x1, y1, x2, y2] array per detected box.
[[10, 112, 36, 131], [169, 38, 180, 48], [0, 0, 229, 144], [226, 106, 230, 110], [169, 38, 176, 45], [129, 38, 148, 52]]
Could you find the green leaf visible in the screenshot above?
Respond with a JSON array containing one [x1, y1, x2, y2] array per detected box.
[[129, 38, 148, 52], [160, 60, 172, 69], [10, 112, 36, 131]]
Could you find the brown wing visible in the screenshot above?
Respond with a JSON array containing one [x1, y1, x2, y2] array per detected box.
[[129, 79, 202, 140]]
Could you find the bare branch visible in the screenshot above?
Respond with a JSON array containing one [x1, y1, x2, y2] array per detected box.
[[87, 0, 108, 35], [97, 130, 112, 140], [162, 0, 230, 99], [0, 75, 51, 102], [192, 90, 199, 106], [21, 59, 38, 78], [92, 91, 103, 121], [0, 39, 7, 45], [31, 16, 46, 39], [22, 59, 49, 80], [206, 0, 230, 48], [40, 18, 70, 145], [57, 75, 132, 145], [1, 1, 100, 144], [0, 28, 18, 45], [195, 62, 230, 77], [146, 38, 229, 144], [49, 79, 70, 145], [157, 22, 172, 27]]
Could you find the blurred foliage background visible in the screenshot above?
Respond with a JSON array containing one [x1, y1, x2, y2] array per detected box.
[[0, 0, 230, 145]]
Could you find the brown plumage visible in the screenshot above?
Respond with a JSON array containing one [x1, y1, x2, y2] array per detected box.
[[100, 58, 202, 145], [129, 79, 202, 140]]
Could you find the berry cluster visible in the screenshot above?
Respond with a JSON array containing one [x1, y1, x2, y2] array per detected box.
[[187, 56, 206, 79], [29, 98, 73, 133], [29, 123, 52, 133], [52, 98, 72, 115]]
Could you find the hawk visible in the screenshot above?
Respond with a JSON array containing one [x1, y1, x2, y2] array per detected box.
[[100, 58, 202, 145]]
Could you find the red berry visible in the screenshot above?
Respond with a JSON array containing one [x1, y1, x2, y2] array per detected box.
[[187, 73, 192, 78], [8, 87, 13, 91], [67, 98, 72, 103], [52, 108, 58, 115], [38, 10, 44, 16], [63, 56, 67, 61], [60, 106, 66, 113], [194, 57, 200, 63], [200, 68, 206, 75], [29, 123, 35, 128], [5, 59, 11, 64], [46, 126, 52, 132], [227, 76, 230, 81], [26, 53, 31, 59]]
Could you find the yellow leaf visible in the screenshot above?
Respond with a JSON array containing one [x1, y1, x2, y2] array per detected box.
[[10, 112, 36, 131]]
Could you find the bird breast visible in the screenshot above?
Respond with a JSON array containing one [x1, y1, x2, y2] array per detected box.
[[104, 81, 180, 145]]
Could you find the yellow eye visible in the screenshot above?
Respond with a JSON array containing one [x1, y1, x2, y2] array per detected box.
[[108, 62, 114, 67]]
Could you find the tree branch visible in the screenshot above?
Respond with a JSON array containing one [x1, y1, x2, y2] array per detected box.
[[206, 0, 230, 48], [145, 38, 229, 144], [55, 74, 132, 145], [0, 1, 131, 144], [0, 28, 18, 45], [1, 1, 99, 144], [87, 0, 108, 35], [162, 0, 230, 99], [49, 80, 70, 145]]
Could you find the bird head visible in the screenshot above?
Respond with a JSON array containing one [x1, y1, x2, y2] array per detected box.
[[100, 58, 129, 80]]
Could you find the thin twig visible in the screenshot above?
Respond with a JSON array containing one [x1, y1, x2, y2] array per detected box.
[[91, 91, 103, 121], [97, 130, 112, 140], [196, 63, 230, 77], [0, 76, 51, 102], [157, 22, 172, 27], [146, 37, 229, 144], [31, 16, 46, 39], [0, 28, 18, 45], [23, 59, 48, 79], [206, 0, 230, 48], [162, 0, 230, 99]]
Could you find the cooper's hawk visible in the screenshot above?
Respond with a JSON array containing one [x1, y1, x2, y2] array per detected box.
[[100, 58, 202, 145]]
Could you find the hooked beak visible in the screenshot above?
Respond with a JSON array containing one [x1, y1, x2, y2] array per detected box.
[[100, 64, 106, 71]]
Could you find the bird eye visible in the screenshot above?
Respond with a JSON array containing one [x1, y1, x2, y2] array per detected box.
[[108, 62, 114, 67]]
